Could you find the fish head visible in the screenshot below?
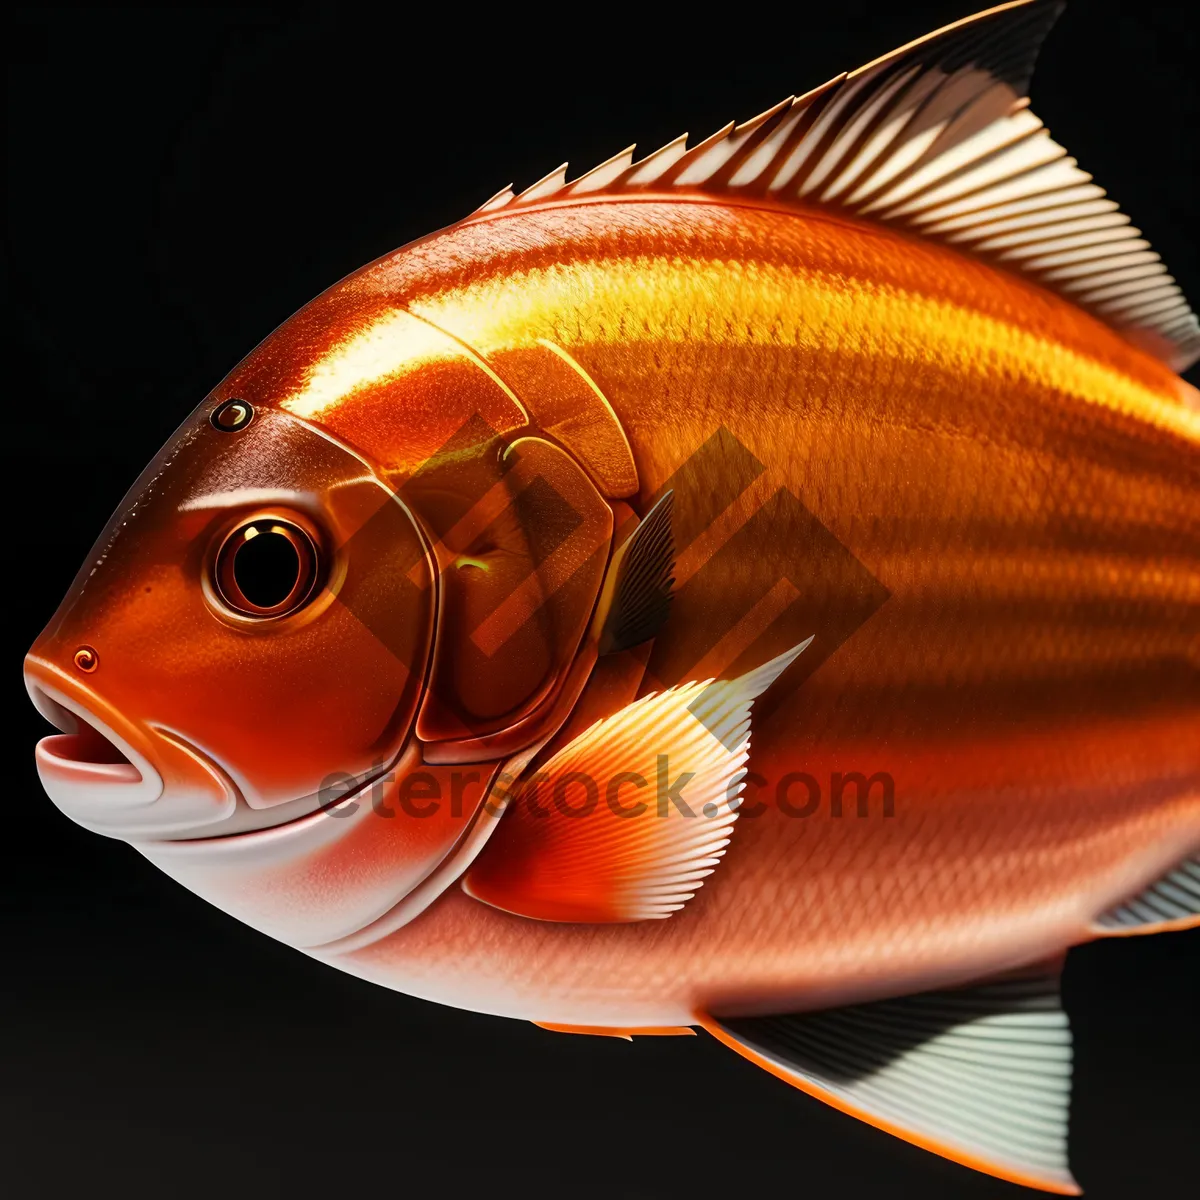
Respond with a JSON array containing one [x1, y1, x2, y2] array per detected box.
[[24, 393, 435, 843], [24, 277, 619, 950]]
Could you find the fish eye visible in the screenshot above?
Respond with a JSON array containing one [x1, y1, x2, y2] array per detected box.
[[213, 517, 320, 619]]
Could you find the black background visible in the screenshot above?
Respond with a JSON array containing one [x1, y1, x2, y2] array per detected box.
[[6, 3, 1198, 1197]]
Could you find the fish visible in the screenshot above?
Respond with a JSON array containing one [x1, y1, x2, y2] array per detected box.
[[23, 0, 1200, 1192]]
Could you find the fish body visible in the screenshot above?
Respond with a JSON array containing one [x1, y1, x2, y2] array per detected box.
[[24, 2, 1200, 1192], [268, 195, 1199, 1023]]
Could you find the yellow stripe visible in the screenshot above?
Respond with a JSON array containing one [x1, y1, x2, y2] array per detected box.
[[405, 256, 1200, 442], [280, 308, 526, 423]]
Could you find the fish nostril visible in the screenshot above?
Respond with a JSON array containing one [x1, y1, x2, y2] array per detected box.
[[73, 646, 99, 673]]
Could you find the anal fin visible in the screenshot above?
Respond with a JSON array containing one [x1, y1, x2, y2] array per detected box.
[[698, 963, 1079, 1195], [1093, 853, 1200, 936]]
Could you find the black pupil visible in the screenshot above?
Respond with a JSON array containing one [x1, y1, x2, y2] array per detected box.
[[234, 529, 301, 609]]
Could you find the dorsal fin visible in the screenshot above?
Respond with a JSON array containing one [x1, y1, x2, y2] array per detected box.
[[468, 1, 1199, 373]]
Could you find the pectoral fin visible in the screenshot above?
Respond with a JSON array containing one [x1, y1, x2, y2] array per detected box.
[[462, 640, 811, 922], [698, 963, 1079, 1195]]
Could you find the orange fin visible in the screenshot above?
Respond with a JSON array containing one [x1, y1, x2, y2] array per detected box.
[[470, 0, 1198, 371], [698, 963, 1079, 1195], [1092, 853, 1199, 936], [462, 639, 812, 922], [533, 1022, 695, 1039]]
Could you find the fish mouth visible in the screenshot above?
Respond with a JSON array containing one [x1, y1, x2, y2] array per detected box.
[[31, 688, 145, 785], [27, 672, 168, 834], [24, 661, 239, 839], [25, 658, 371, 843]]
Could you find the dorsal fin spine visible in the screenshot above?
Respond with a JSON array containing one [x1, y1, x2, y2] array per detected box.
[[941, 197, 1117, 239], [815, 67, 924, 201], [772, 77, 865, 193], [624, 133, 689, 186], [872, 125, 1059, 219], [1076, 273, 1172, 305], [668, 122, 736, 187], [706, 98, 796, 190], [568, 144, 636, 195], [839, 72, 953, 203], [726, 94, 814, 188], [517, 163, 569, 204]]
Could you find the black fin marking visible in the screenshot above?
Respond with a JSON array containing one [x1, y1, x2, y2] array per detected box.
[[597, 491, 675, 655], [1094, 854, 1200, 935], [702, 965, 1078, 1194]]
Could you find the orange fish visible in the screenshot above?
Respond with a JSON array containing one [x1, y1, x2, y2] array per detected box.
[[23, 1, 1199, 1193]]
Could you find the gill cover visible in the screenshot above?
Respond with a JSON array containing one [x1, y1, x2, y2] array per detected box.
[[29, 400, 435, 833], [232, 302, 631, 765], [406, 432, 614, 761]]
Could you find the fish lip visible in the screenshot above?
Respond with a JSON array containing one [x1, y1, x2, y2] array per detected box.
[[31, 685, 144, 785], [25, 658, 240, 839], [26, 666, 166, 828], [36, 733, 143, 786]]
